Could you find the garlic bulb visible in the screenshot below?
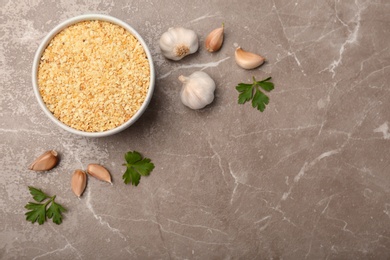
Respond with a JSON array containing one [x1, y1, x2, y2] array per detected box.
[[179, 71, 215, 110], [159, 27, 199, 60], [235, 47, 265, 69]]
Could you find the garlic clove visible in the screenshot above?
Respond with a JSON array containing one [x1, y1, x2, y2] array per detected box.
[[71, 170, 87, 198], [235, 47, 265, 69], [87, 164, 112, 184], [205, 23, 224, 52], [179, 71, 216, 110], [159, 27, 199, 60], [29, 150, 59, 171]]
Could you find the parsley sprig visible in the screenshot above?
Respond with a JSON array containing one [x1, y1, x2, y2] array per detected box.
[[236, 76, 274, 112], [25, 186, 66, 225], [122, 151, 155, 186]]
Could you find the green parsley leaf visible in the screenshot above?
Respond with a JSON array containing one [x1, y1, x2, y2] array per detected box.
[[258, 77, 274, 92], [133, 158, 154, 176], [125, 151, 142, 164], [28, 186, 49, 202], [46, 198, 67, 225], [123, 167, 140, 186], [236, 76, 274, 112], [24, 187, 66, 225], [123, 151, 155, 186], [237, 84, 253, 104], [25, 202, 47, 225], [252, 88, 269, 112]]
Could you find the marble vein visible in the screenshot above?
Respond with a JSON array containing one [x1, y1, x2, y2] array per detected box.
[[271, 1, 308, 75], [166, 218, 229, 236], [356, 65, 390, 86], [374, 122, 390, 140], [85, 189, 127, 241], [156, 151, 212, 159], [228, 163, 271, 205], [254, 215, 272, 224], [359, 47, 389, 72], [272, 1, 289, 46], [344, 161, 374, 177], [384, 204, 390, 219], [31, 244, 73, 260], [207, 138, 228, 186], [189, 13, 221, 23], [279, 148, 341, 204], [0, 128, 53, 136], [305, 194, 339, 259], [99, 214, 152, 223], [19, 228, 80, 260], [228, 163, 240, 205], [158, 57, 230, 79], [326, 215, 355, 235], [151, 220, 230, 246], [288, 51, 306, 75], [231, 124, 321, 139], [324, 0, 363, 78]]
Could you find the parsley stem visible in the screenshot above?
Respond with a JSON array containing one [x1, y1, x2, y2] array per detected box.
[[44, 199, 51, 207], [43, 195, 55, 207]]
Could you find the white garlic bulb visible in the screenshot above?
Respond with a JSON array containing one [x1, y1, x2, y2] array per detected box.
[[179, 71, 215, 110], [159, 27, 199, 60]]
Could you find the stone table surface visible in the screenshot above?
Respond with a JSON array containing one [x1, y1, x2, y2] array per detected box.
[[1, 0, 390, 259]]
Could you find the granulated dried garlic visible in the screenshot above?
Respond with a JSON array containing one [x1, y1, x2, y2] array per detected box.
[[38, 20, 150, 132]]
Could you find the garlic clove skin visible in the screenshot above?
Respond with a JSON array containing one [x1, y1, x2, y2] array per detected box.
[[87, 164, 112, 184], [179, 71, 216, 110], [29, 150, 59, 171], [205, 24, 224, 52], [71, 169, 87, 198], [235, 47, 265, 69], [159, 27, 199, 60]]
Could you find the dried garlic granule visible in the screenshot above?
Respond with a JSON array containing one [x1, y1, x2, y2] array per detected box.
[[38, 20, 150, 132]]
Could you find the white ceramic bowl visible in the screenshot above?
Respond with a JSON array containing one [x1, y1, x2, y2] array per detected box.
[[32, 14, 155, 137]]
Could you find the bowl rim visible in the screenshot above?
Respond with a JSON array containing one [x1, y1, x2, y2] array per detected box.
[[32, 14, 155, 137]]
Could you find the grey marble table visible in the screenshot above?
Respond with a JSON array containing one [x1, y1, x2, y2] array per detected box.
[[1, 0, 390, 259]]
